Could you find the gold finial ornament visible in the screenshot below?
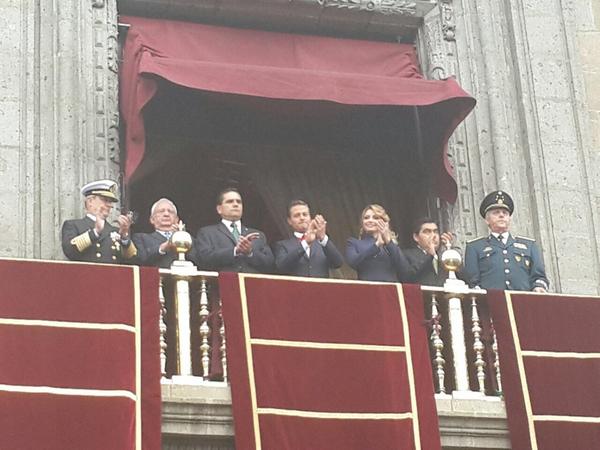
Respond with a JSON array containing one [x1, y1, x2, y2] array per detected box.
[[441, 240, 468, 292], [441, 240, 462, 272], [170, 221, 194, 267]]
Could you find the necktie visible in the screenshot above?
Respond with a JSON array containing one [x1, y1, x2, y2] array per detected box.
[[432, 257, 439, 274], [164, 231, 172, 239], [230, 222, 240, 242]]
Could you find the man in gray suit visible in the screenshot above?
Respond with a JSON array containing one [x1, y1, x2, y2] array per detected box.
[[195, 188, 274, 273], [274, 200, 343, 278], [133, 198, 195, 268]]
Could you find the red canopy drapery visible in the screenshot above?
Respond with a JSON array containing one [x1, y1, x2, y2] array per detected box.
[[120, 16, 475, 202]]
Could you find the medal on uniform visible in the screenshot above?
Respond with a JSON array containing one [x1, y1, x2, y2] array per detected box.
[[110, 231, 121, 252], [515, 255, 522, 262]]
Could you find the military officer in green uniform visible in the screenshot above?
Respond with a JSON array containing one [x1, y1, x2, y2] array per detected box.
[[61, 180, 137, 263], [464, 191, 549, 292]]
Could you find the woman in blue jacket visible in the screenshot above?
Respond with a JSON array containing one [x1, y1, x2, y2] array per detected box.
[[346, 204, 411, 282]]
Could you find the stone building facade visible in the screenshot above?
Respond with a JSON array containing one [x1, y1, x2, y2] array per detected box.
[[1, 0, 599, 295]]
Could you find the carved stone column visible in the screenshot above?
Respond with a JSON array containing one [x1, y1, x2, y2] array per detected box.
[[0, 0, 119, 260], [417, 1, 479, 245], [419, 0, 600, 294], [503, 0, 600, 293]]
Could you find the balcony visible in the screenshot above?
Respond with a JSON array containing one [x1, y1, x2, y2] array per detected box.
[[158, 266, 510, 450]]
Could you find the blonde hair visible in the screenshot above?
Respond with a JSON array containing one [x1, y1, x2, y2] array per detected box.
[[359, 204, 398, 243]]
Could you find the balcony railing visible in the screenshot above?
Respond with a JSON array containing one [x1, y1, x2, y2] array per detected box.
[[158, 265, 510, 448], [157, 267, 225, 383], [158, 268, 501, 399]]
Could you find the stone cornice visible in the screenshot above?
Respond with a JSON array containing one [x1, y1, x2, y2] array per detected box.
[[118, 0, 438, 40], [311, 0, 435, 16]]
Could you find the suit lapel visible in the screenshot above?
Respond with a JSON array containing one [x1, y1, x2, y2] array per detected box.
[[488, 235, 502, 249], [307, 241, 317, 261], [218, 222, 237, 244], [506, 234, 515, 248], [152, 231, 167, 243], [99, 224, 114, 242], [83, 216, 95, 226]]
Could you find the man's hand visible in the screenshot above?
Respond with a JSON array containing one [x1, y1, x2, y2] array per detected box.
[[304, 221, 317, 244], [314, 215, 327, 241], [117, 214, 132, 238], [425, 239, 437, 256], [159, 240, 175, 253], [440, 232, 454, 247], [236, 232, 260, 255], [159, 224, 180, 253]]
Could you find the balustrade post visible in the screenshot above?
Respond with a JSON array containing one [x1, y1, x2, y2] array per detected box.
[[161, 266, 219, 384], [159, 277, 168, 379], [219, 297, 228, 382], [430, 293, 446, 394], [490, 317, 503, 394], [471, 295, 486, 394], [447, 293, 470, 392], [199, 278, 211, 380], [174, 277, 193, 377]]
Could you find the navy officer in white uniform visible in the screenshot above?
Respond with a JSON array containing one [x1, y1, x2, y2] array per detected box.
[[61, 179, 137, 264], [464, 190, 549, 292]]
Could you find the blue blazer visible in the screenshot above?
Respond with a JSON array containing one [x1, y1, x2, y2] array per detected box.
[[345, 235, 411, 283], [274, 237, 343, 278]]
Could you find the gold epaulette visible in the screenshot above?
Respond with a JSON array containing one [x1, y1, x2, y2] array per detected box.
[[122, 241, 137, 259], [70, 231, 92, 252], [466, 236, 486, 244], [515, 235, 536, 242]]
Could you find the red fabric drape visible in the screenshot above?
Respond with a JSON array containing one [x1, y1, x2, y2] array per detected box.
[[488, 290, 600, 449], [120, 16, 475, 202], [219, 273, 441, 450], [0, 259, 161, 450]]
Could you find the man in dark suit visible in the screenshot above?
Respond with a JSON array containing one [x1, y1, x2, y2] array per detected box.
[[195, 188, 274, 273], [464, 190, 549, 292], [61, 179, 137, 263], [274, 200, 343, 278], [133, 198, 194, 268], [403, 217, 455, 287]]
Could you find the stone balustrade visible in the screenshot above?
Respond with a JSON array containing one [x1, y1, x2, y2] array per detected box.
[[158, 267, 510, 449]]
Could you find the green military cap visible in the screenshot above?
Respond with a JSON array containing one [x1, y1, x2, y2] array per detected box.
[[479, 190, 514, 218]]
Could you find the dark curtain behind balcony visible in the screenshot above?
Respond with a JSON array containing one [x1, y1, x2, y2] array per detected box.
[[120, 15, 475, 204]]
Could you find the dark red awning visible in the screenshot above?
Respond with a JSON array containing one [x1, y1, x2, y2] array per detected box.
[[120, 16, 475, 202]]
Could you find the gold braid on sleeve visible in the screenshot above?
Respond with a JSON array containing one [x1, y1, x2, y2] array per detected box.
[[122, 241, 137, 259], [70, 231, 92, 252]]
